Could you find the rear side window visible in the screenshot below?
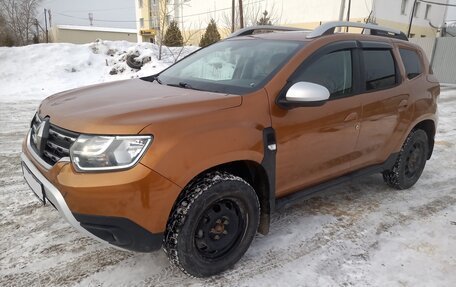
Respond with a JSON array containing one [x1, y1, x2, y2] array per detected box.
[[363, 49, 397, 91], [293, 50, 353, 98], [399, 48, 423, 79]]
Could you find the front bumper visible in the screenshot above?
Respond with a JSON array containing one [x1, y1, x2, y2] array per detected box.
[[21, 153, 117, 248], [21, 140, 180, 252]]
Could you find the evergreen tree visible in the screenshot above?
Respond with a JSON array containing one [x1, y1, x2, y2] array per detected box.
[[257, 10, 272, 26], [163, 20, 183, 47], [199, 19, 221, 47]]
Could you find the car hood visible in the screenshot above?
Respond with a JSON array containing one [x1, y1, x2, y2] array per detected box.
[[39, 78, 242, 134]]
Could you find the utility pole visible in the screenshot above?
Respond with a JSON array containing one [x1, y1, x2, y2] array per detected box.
[[44, 8, 49, 43], [48, 9, 52, 27], [407, 0, 418, 38], [239, 0, 244, 29], [34, 19, 40, 42], [231, 0, 235, 32], [345, 0, 351, 32], [89, 13, 94, 26], [337, 0, 346, 32]]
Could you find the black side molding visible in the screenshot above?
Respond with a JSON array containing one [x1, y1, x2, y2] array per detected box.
[[275, 152, 399, 210], [259, 127, 277, 234], [73, 213, 163, 252]]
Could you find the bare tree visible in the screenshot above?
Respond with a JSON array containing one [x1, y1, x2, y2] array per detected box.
[[156, 0, 203, 61], [0, 0, 41, 46], [245, 2, 281, 26], [164, 21, 201, 62], [221, 1, 281, 31], [0, 13, 15, 46], [156, 0, 170, 60]]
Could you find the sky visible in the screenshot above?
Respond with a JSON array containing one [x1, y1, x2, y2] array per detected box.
[[38, 0, 137, 29], [37, 0, 456, 30]]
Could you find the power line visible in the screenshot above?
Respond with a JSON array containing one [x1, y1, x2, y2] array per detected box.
[[418, 0, 456, 7], [177, 0, 263, 19], [54, 0, 265, 23], [61, 7, 135, 13], [55, 12, 140, 23]]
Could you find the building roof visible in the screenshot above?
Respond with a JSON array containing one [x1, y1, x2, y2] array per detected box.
[[56, 25, 137, 34]]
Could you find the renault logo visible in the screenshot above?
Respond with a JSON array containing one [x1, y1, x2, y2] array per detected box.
[[35, 118, 50, 155]]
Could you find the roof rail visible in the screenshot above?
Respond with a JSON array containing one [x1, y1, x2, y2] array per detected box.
[[228, 25, 308, 38], [306, 21, 408, 41]]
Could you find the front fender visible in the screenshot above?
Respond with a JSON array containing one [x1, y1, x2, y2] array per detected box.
[[139, 90, 272, 188]]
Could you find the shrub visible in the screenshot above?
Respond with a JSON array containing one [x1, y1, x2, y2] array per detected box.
[[257, 10, 272, 26], [163, 20, 183, 47], [199, 19, 220, 47]]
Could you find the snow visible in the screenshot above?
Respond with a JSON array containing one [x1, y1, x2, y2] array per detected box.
[[0, 40, 197, 102], [0, 42, 455, 286]]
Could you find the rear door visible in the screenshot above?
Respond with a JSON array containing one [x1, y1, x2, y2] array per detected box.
[[351, 41, 412, 170]]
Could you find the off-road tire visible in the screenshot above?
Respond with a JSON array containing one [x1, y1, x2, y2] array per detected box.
[[383, 129, 429, 190], [163, 171, 260, 277]]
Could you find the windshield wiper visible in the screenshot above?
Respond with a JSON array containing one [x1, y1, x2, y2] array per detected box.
[[154, 75, 162, 84], [140, 74, 162, 84], [167, 82, 201, 90], [178, 82, 192, 88]]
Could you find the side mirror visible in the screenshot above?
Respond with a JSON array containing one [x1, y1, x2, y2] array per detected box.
[[277, 81, 330, 109]]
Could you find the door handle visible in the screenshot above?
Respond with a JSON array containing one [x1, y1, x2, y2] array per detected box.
[[398, 99, 408, 112], [344, 112, 358, 122]]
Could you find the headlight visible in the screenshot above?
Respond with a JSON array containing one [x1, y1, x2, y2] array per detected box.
[[69, 135, 152, 171]]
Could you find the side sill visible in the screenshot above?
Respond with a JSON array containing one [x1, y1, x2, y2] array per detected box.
[[275, 153, 399, 210]]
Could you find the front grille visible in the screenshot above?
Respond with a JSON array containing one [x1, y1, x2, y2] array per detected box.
[[30, 114, 79, 166]]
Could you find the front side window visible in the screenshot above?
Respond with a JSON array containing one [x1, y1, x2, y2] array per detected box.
[[399, 48, 422, 79], [363, 49, 397, 91], [158, 39, 302, 94], [293, 50, 353, 99]]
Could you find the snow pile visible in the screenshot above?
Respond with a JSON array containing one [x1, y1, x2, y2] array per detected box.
[[0, 40, 198, 102]]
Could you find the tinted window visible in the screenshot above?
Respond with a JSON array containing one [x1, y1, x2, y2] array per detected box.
[[363, 49, 397, 91], [399, 48, 422, 79], [294, 50, 353, 98]]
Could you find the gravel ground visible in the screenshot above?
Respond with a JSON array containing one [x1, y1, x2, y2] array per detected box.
[[0, 90, 455, 287]]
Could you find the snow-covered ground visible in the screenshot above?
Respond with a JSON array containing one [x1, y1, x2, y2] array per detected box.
[[0, 42, 455, 287]]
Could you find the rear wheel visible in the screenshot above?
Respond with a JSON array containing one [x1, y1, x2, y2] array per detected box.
[[383, 129, 429, 190], [163, 171, 260, 277]]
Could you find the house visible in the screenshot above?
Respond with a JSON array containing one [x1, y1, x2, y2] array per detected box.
[[373, 0, 448, 38], [134, 0, 450, 45], [51, 25, 137, 44]]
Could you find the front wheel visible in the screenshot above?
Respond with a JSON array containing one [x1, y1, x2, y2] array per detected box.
[[383, 129, 429, 190], [163, 171, 260, 277]]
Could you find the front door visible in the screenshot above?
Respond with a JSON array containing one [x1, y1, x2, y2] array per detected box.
[[270, 43, 362, 197]]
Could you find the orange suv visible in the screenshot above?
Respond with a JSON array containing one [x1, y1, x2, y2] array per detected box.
[[21, 22, 439, 277]]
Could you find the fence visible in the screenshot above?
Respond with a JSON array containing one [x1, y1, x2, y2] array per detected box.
[[410, 37, 456, 84]]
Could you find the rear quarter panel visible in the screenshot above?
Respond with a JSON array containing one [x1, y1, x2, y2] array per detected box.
[[392, 41, 439, 152]]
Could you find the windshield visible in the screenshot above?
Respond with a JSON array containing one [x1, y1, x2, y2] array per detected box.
[[157, 39, 303, 94]]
